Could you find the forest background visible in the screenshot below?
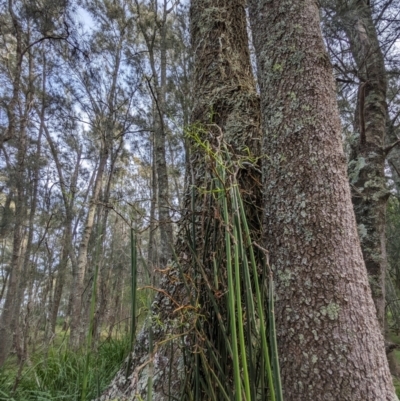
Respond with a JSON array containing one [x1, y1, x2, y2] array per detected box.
[[0, 0, 400, 400]]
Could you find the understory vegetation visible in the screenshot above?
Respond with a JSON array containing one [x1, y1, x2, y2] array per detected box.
[[0, 336, 129, 400]]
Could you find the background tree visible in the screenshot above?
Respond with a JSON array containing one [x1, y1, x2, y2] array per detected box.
[[320, 0, 400, 331], [0, 0, 72, 367]]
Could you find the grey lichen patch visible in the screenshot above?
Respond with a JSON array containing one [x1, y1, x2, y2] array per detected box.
[[289, 50, 305, 68], [278, 269, 292, 287], [304, 228, 314, 243], [273, 63, 283, 73], [357, 224, 368, 241], [320, 302, 340, 321], [293, 23, 303, 32], [371, 187, 391, 201], [348, 156, 366, 184]]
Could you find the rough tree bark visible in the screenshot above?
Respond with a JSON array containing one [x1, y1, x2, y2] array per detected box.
[[248, 0, 396, 400], [98, 0, 261, 399]]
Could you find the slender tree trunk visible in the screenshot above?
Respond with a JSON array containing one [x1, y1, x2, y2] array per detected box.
[[49, 227, 72, 337], [1, 0, 23, 146], [147, 137, 158, 274], [63, 164, 97, 332], [14, 110, 42, 367], [138, 0, 174, 268], [248, 1, 395, 400], [0, 253, 10, 304], [69, 147, 108, 348], [155, 6, 174, 267], [14, 50, 44, 361], [41, 115, 81, 337], [91, 144, 121, 344], [154, 111, 173, 268], [0, 129, 27, 367], [0, 26, 34, 365], [0, 191, 14, 241]]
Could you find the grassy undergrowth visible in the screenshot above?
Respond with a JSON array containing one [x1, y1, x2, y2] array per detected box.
[[387, 324, 400, 396], [0, 337, 129, 401]]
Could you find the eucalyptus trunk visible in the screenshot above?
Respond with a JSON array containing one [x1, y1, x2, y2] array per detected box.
[[1, 0, 23, 146], [91, 143, 123, 343], [138, 0, 174, 268], [0, 124, 27, 368], [42, 121, 81, 337], [147, 138, 158, 273], [0, 30, 34, 366], [63, 164, 97, 332], [248, 0, 395, 400], [69, 147, 108, 348]]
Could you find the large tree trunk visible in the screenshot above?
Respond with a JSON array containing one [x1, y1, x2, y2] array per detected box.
[[248, 1, 395, 400], [98, 1, 261, 399]]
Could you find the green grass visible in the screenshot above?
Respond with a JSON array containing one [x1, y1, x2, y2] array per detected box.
[[0, 337, 130, 401], [394, 372, 400, 397], [387, 327, 400, 397], [391, 346, 400, 395]]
